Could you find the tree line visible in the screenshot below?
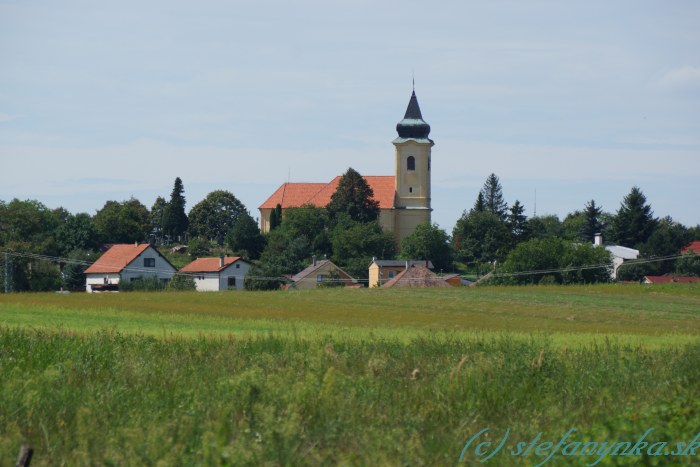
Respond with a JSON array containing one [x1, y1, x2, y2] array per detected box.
[[1, 172, 699, 292]]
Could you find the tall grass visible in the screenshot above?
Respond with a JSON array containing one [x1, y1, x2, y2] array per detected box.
[[1, 328, 699, 465]]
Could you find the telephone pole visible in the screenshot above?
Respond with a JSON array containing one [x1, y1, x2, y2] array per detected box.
[[4, 251, 12, 293]]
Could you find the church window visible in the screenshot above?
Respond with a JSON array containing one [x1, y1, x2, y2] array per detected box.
[[407, 156, 415, 171], [428, 156, 430, 171]]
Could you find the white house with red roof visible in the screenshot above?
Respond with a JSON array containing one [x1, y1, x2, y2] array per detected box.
[[259, 90, 434, 245], [84, 243, 176, 292], [180, 256, 251, 291]]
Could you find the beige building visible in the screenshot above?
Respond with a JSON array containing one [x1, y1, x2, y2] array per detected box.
[[259, 90, 434, 245]]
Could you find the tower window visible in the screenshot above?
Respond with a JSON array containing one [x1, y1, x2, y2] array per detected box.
[[409, 187, 413, 193], [407, 156, 415, 171]]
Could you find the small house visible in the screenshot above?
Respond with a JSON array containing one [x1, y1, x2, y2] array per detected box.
[[180, 256, 251, 291], [84, 243, 176, 292], [643, 275, 700, 284], [594, 233, 639, 279], [288, 258, 355, 289], [368, 259, 434, 288]]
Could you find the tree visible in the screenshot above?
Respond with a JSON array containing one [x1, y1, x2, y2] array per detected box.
[[610, 186, 657, 249], [452, 210, 511, 264], [55, 212, 100, 255], [269, 204, 282, 231], [188, 237, 212, 259], [94, 198, 150, 244], [226, 211, 265, 260], [168, 274, 197, 291], [561, 211, 586, 242], [330, 218, 396, 280], [676, 252, 700, 277], [162, 177, 188, 241], [494, 237, 612, 285], [61, 249, 96, 291], [480, 173, 508, 220], [327, 167, 379, 224], [280, 205, 331, 257], [400, 223, 452, 272], [527, 215, 563, 240], [473, 192, 486, 213], [507, 200, 529, 245], [188, 190, 247, 244], [149, 196, 168, 243], [582, 200, 604, 243]]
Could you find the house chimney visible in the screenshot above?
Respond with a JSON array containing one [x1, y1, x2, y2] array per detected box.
[[134, 241, 137, 247], [312, 255, 317, 266], [219, 255, 225, 268], [594, 233, 603, 246], [405, 260, 409, 270]]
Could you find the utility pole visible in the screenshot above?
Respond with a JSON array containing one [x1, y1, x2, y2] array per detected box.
[[4, 251, 11, 293]]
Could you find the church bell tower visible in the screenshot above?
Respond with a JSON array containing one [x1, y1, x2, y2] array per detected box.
[[393, 89, 434, 242]]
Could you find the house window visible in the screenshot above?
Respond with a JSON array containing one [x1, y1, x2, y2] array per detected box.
[[387, 270, 395, 279], [197, 275, 204, 281], [407, 156, 415, 171], [144, 258, 155, 268], [317, 274, 327, 282], [236, 264, 240, 269], [227, 277, 236, 288]]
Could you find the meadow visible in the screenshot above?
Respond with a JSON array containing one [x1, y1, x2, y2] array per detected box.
[[1, 284, 700, 465]]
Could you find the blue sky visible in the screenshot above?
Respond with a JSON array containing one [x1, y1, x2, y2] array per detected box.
[[1, 0, 699, 233]]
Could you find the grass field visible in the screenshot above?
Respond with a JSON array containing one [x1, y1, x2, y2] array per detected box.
[[1, 285, 700, 465]]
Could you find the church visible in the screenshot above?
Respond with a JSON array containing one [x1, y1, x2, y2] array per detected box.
[[258, 89, 434, 244]]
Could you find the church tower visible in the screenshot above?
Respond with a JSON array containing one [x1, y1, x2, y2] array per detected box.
[[393, 89, 434, 243]]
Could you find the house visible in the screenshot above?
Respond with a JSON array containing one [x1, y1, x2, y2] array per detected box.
[[180, 256, 251, 291], [593, 233, 639, 279], [84, 243, 176, 292], [287, 258, 355, 289], [382, 264, 451, 288], [259, 89, 434, 245], [368, 259, 434, 288], [643, 275, 700, 284], [681, 241, 700, 255]]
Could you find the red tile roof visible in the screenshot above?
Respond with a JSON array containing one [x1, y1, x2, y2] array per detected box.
[[681, 241, 700, 255], [643, 275, 700, 284], [180, 257, 243, 273], [259, 176, 395, 210], [84, 244, 151, 274]]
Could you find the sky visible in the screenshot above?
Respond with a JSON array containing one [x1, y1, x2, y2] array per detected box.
[[1, 0, 699, 233]]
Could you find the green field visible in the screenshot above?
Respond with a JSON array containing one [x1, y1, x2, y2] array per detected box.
[[1, 285, 700, 465]]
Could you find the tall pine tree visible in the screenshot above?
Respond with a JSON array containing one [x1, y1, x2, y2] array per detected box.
[[611, 187, 657, 248], [480, 173, 508, 220], [582, 199, 604, 243], [162, 177, 188, 242]]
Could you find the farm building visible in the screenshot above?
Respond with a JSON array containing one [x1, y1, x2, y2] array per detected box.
[[84, 243, 176, 292], [287, 258, 355, 289], [180, 256, 251, 291], [381, 264, 450, 288], [368, 259, 434, 288]]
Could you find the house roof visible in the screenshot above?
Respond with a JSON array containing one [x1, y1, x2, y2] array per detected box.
[[681, 241, 700, 255], [394, 90, 433, 143], [370, 259, 434, 269], [291, 259, 354, 282], [180, 256, 245, 273], [84, 244, 152, 274], [605, 245, 639, 260], [382, 264, 450, 288], [259, 176, 395, 210], [644, 275, 700, 284]]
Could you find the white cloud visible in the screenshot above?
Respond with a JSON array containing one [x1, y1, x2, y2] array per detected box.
[[656, 66, 700, 91]]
